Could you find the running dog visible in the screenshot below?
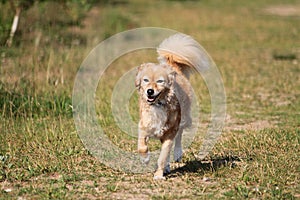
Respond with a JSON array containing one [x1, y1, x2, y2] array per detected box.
[[135, 33, 207, 179]]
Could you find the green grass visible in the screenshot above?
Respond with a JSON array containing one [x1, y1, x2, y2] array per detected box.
[[1, 0, 299, 199]]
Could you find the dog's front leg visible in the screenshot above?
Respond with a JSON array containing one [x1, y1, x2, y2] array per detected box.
[[138, 129, 150, 164], [154, 139, 173, 180]]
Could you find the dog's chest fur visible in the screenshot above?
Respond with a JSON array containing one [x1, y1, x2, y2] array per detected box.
[[139, 99, 181, 138]]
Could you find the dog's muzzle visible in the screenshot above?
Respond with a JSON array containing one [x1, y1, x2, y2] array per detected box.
[[146, 89, 160, 103]]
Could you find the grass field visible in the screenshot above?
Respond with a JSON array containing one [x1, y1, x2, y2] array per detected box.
[[1, 0, 299, 199]]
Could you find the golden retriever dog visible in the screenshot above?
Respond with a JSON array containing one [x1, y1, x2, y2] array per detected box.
[[135, 33, 207, 179]]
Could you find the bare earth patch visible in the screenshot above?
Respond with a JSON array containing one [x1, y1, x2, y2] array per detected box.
[[227, 119, 274, 131], [264, 5, 300, 17], [225, 114, 275, 132]]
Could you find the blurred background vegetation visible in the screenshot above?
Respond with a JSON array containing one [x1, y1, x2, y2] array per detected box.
[[0, 0, 101, 47]]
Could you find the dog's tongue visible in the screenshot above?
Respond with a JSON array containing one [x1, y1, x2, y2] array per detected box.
[[147, 96, 155, 102]]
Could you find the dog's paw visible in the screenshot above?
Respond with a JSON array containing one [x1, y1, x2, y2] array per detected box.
[[174, 147, 183, 162], [153, 175, 166, 180], [164, 163, 171, 174], [140, 152, 150, 164], [154, 169, 165, 180]]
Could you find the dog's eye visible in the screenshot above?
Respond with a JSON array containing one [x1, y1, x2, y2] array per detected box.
[[156, 80, 164, 83], [143, 78, 149, 83]]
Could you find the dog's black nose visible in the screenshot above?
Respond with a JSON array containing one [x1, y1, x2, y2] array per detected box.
[[147, 89, 154, 96]]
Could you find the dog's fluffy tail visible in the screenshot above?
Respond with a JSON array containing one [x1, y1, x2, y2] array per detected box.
[[157, 33, 210, 77]]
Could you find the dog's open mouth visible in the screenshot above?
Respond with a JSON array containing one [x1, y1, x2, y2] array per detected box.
[[147, 93, 161, 103]]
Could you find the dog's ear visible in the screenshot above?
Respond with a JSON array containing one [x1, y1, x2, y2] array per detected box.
[[167, 71, 177, 87], [135, 64, 145, 89], [135, 70, 141, 89]]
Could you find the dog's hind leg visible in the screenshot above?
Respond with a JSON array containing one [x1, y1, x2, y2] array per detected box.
[[164, 153, 171, 175], [174, 127, 183, 162], [154, 139, 173, 180]]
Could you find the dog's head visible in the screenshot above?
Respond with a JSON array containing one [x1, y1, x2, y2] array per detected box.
[[135, 63, 176, 105]]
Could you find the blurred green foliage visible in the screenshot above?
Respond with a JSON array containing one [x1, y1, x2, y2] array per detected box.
[[0, 0, 101, 46]]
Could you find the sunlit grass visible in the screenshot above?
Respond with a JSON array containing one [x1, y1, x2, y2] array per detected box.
[[0, 0, 299, 199]]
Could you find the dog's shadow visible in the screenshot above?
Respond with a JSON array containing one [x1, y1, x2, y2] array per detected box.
[[167, 155, 242, 178]]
